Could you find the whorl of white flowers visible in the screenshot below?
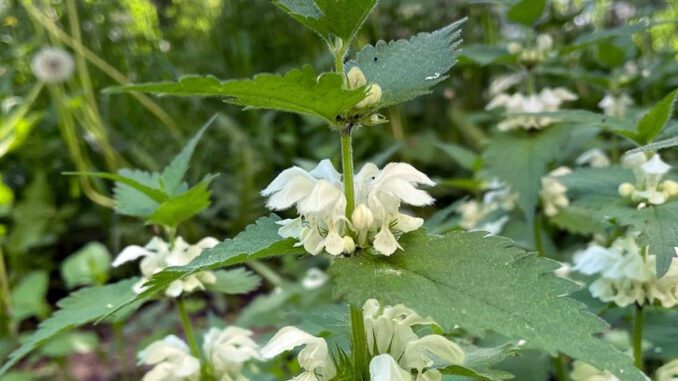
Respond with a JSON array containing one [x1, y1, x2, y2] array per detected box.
[[261, 299, 464, 381], [261, 160, 435, 256], [618, 152, 678, 207], [138, 335, 200, 381], [507, 33, 554, 65], [457, 180, 516, 235], [31, 47, 75, 83], [260, 326, 336, 381], [203, 326, 260, 380], [485, 88, 577, 131], [363, 298, 465, 380], [656, 359, 678, 381], [113, 236, 219, 297], [571, 359, 678, 381], [347, 66, 382, 110], [539, 166, 572, 217], [598, 93, 633, 117], [573, 232, 678, 307], [576, 148, 611, 168]]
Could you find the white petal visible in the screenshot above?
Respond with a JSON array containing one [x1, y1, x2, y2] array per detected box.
[[369, 354, 410, 381], [395, 213, 424, 233], [260, 326, 319, 360], [277, 217, 303, 239], [324, 229, 344, 256], [309, 159, 342, 185], [403, 335, 465, 372], [262, 167, 316, 210], [113, 245, 150, 267], [641, 154, 671, 176], [298, 180, 345, 214], [165, 280, 184, 298], [373, 226, 401, 256], [196, 237, 219, 249], [573, 245, 622, 276]]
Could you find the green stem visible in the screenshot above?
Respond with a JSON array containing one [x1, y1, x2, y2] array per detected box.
[[341, 131, 356, 217], [248, 261, 283, 287], [0, 246, 13, 337], [532, 214, 544, 257], [552, 354, 568, 381], [632, 303, 644, 370], [176, 298, 201, 360], [350, 305, 369, 380]]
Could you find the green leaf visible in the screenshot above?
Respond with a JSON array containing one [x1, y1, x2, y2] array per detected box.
[[437, 142, 480, 171], [484, 125, 571, 224], [346, 20, 464, 107], [207, 268, 262, 295], [459, 44, 510, 66], [596, 41, 627, 69], [507, 0, 545, 26], [272, 0, 377, 45], [160, 117, 215, 196], [40, 331, 99, 358], [627, 135, 678, 154], [6, 173, 53, 255], [98, 215, 305, 319], [11, 271, 49, 322], [443, 342, 519, 380], [65, 171, 168, 203], [329, 231, 645, 381], [60, 242, 111, 289], [113, 169, 160, 218], [108, 66, 365, 124], [549, 206, 608, 235], [635, 89, 678, 145], [0, 278, 139, 375], [146, 175, 218, 228]]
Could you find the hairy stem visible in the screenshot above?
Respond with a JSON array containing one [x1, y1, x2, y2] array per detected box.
[[533, 213, 544, 257], [0, 246, 13, 337], [176, 298, 201, 361], [341, 131, 356, 217], [632, 303, 644, 370], [552, 354, 568, 381], [350, 305, 369, 380]]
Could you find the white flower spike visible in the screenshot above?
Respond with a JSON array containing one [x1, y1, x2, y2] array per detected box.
[[138, 335, 200, 381], [486, 87, 577, 131], [113, 236, 219, 297]]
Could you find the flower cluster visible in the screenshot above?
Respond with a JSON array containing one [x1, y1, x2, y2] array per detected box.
[[507, 34, 554, 65], [539, 166, 572, 217], [457, 180, 516, 235], [571, 359, 678, 381], [260, 299, 464, 381], [262, 160, 435, 256], [31, 47, 75, 83], [618, 152, 678, 207], [573, 232, 678, 307], [113, 236, 219, 297], [485, 88, 577, 131], [138, 326, 259, 381], [598, 93, 633, 117]]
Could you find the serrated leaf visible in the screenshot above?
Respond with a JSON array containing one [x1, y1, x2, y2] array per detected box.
[[635, 89, 678, 145], [484, 125, 571, 224], [113, 169, 160, 218], [146, 175, 217, 228], [65, 171, 168, 203], [99, 215, 305, 320], [507, 0, 545, 26], [60, 242, 111, 289], [0, 278, 139, 375], [108, 66, 365, 124], [346, 20, 464, 107], [160, 116, 215, 196], [207, 268, 262, 295], [329, 231, 646, 381], [272, 0, 377, 45]]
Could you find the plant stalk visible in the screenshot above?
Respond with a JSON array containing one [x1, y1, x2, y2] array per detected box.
[[533, 213, 544, 257], [341, 131, 356, 217], [176, 298, 201, 360], [350, 304, 369, 380], [632, 303, 644, 370], [0, 246, 13, 337]]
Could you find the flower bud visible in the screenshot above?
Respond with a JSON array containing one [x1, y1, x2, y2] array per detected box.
[[618, 182, 635, 198], [352, 203, 374, 231], [347, 66, 367, 89], [356, 83, 382, 109], [661, 180, 678, 197], [342, 235, 356, 254]]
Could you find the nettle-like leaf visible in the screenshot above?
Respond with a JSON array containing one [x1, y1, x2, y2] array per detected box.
[[562, 166, 678, 276], [484, 125, 571, 224], [329, 231, 646, 381], [628, 135, 678, 154], [99, 215, 305, 319], [345, 20, 464, 108], [272, 0, 377, 45], [207, 268, 262, 295], [634, 89, 678, 145], [108, 66, 365, 125], [69, 117, 216, 229], [0, 278, 139, 375]]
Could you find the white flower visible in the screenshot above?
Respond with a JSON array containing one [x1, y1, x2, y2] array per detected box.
[[570, 361, 619, 381], [262, 160, 434, 256], [203, 326, 259, 380], [302, 268, 328, 290], [598, 93, 633, 117], [457, 180, 515, 235], [260, 326, 336, 381], [656, 359, 678, 381], [369, 354, 411, 381], [113, 236, 219, 297], [138, 335, 200, 381], [540, 167, 571, 217], [31, 47, 75, 83], [576, 149, 610, 168], [619, 153, 674, 206], [573, 232, 678, 307], [486, 88, 577, 131], [363, 299, 464, 378]]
